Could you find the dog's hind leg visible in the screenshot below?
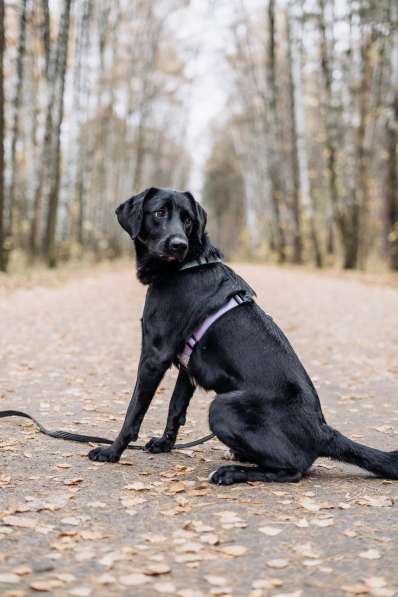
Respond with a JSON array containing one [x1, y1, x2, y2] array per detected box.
[[208, 391, 309, 485], [209, 465, 302, 485]]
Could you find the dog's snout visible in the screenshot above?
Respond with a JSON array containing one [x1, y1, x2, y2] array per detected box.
[[169, 237, 188, 254]]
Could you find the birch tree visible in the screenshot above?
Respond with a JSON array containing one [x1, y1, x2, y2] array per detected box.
[[44, 0, 72, 268], [7, 0, 27, 249]]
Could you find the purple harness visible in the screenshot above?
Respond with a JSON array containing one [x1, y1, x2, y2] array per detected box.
[[178, 293, 251, 368]]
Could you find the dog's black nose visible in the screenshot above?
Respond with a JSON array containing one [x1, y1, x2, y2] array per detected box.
[[169, 237, 188, 254]]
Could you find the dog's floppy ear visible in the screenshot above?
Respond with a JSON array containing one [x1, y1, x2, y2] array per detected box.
[[115, 187, 160, 240], [184, 191, 207, 244]]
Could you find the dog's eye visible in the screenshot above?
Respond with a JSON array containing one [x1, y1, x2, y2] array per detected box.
[[154, 208, 167, 218], [184, 216, 192, 228]]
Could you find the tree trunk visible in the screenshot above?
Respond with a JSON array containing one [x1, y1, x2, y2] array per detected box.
[[385, 92, 398, 270], [72, 0, 92, 248], [318, 0, 349, 266], [266, 0, 286, 264], [384, 0, 398, 270], [29, 0, 51, 259], [132, 106, 148, 192], [355, 26, 375, 270], [290, 0, 322, 267], [41, 0, 51, 78], [44, 0, 72, 268], [0, 0, 5, 271], [286, 5, 302, 264], [7, 0, 27, 257]]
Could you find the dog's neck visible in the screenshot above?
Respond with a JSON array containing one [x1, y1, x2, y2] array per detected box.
[[134, 234, 223, 285]]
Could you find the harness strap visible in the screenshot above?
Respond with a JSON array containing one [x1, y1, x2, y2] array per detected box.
[[178, 293, 253, 368], [178, 256, 223, 271]]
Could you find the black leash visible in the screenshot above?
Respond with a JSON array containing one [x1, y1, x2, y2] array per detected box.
[[0, 409, 215, 450]]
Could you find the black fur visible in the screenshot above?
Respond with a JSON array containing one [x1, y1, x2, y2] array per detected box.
[[89, 188, 398, 484]]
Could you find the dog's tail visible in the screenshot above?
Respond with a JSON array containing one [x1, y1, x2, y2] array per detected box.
[[320, 426, 398, 479]]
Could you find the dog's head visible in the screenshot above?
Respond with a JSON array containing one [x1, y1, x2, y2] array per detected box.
[[116, 187, 207, 266]]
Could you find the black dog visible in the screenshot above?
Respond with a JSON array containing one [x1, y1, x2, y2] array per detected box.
[[88, 187, 398, 484]]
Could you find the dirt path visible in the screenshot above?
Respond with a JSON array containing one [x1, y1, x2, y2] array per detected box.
[[1, 263, 398, 597]]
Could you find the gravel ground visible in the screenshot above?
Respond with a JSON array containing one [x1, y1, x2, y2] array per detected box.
[[1, 263, 398, 597]]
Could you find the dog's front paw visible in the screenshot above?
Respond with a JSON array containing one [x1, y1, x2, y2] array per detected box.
[[88, 446, 120, 463], [145, 436, 174, 453]]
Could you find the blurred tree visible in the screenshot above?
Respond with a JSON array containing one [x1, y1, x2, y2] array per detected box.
[[213, 0, 397, 270], [266, 0, 287, 263], [0, 0, 5, 271], [202, 128, 245, 258], [286, 3, 303, 264], [7, 0, 27, 256], [384, 0, 398, 269], [1, 0, 397, 272], [44, 0, 72, 268], [1, 0, 193, 269]]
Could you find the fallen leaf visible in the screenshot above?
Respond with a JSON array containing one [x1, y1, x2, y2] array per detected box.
[[99, 551, 124, 568], [56, 573, 76, 583], [119, 573, 152, 586], [143, 534, 167, 544], [185, 521, 214, 533], [0, 573, 20, 584], [343, 530, 357, 538], [63, 478, 83, 486], [294, 518, 309, 528], [12, 565, 32, 576], [252, 579, 282, 589], [359, 549, 381, 560], [187, 488, 208, 497], [205, 576, 227, 587], [311, 517, 334, 527], [144, 564, 171, 576], [267, 559, 289, 569], [30, 580, 63, 591], [303, 559, 322, 567], [80, 530, 106, 541], [357, 496, 393, 508], [374, 426, 393, 434], [120, 496, 147, 508], [200, 533, 219, 545], [218, 545, 247, 557], [259, 526, 283, 536], [294, 543, 321, 559], [177, 541, 203, 553], [342, 584, 370, 595], [364, 577, 387, 590], [339, 503, 351, 510], [364, 577, 395, 597], [68, 588, 92, 597], [96, 573, 116, 586], [214, 511, 243, 524], [61, 517, 80, 526], [154, 582, 177, 594], [299, 498, 333, 512], [166, 482, 186, 494], [3, 516, 37, 528], [124, 482, 151, 491]]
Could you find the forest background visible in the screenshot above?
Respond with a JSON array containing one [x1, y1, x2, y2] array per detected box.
[[0, 0, 397, 273]]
